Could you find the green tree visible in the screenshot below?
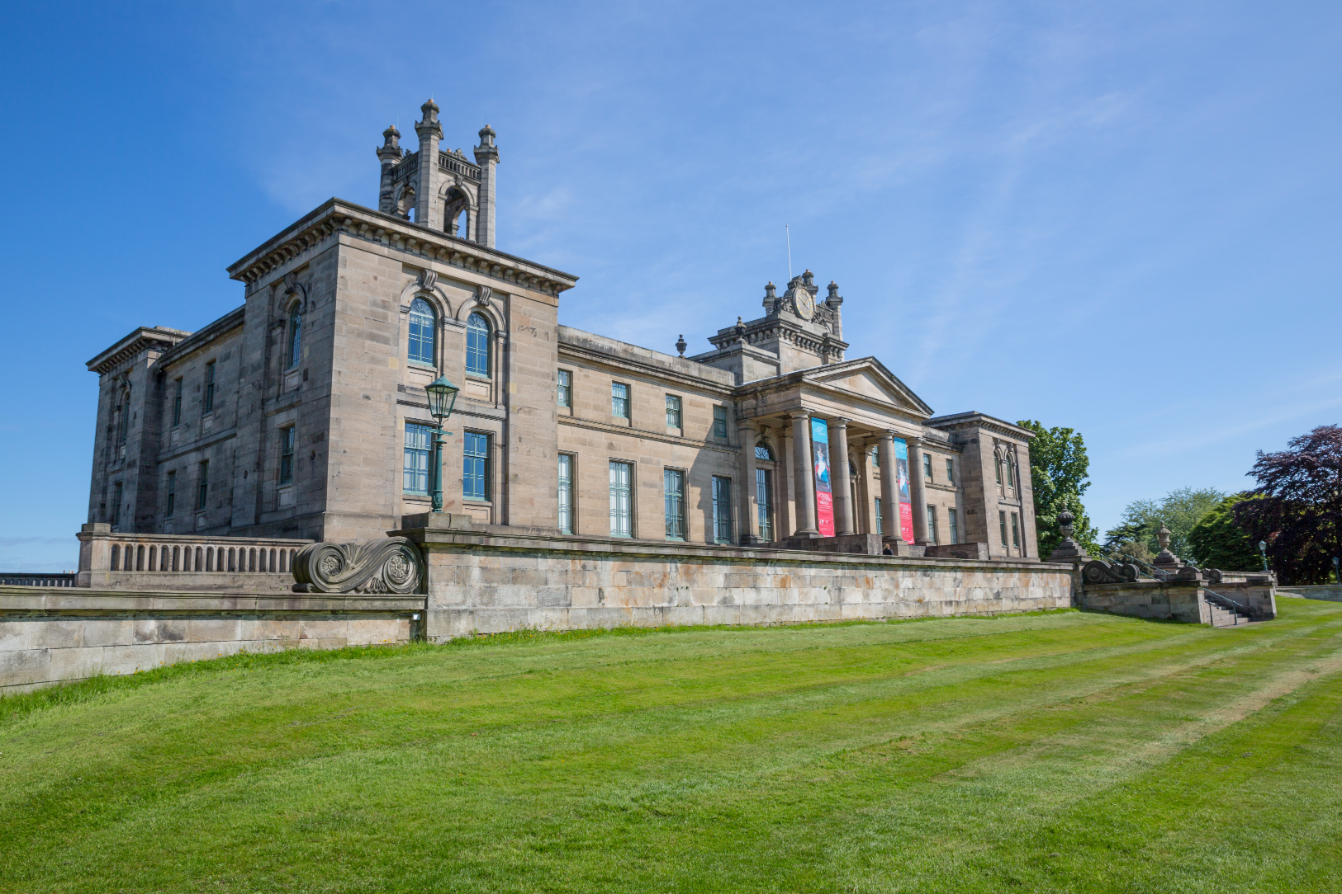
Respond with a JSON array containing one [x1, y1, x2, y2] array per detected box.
[[1017, 420, 1100, 557], [1101, 522, 1154, 565], [1187, 493, 1261, 571], [1114, 487, 1226, 562]]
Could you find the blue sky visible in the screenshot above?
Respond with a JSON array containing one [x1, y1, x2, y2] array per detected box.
[[1, 1, 1339, 570]]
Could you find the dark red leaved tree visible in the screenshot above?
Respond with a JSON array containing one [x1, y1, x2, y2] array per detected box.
[[1234, 425, 1342, 585]]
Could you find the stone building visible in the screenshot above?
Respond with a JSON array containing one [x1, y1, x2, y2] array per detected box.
[[85, 101, 1040, 561]]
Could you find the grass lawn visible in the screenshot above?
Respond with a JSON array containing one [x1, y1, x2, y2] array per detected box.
[[3, 600, 1342, 893]]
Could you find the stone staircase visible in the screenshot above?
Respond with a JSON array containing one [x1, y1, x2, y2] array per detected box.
[[1206, 591, 1253, 627]]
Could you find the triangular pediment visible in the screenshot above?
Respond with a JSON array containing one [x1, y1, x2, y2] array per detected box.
[[802, 358, 933, 417]]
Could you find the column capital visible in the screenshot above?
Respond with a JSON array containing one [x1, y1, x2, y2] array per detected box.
[[787, 409, 811, 422], [831, 417, 850, 430], [880, 429, 897, 442]]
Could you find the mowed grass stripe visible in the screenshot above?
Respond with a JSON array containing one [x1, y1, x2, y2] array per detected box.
[[2, 602, 1341, 893]]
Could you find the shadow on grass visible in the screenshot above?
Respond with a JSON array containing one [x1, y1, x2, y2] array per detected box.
[[0, 608, 1078, 723]]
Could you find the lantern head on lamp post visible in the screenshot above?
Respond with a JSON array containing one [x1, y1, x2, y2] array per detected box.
[[1258, 540, 1268, 573], [424, 376, 459, 512], [1333, 556, 1340, 584]]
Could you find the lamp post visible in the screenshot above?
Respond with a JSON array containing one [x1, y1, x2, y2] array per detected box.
[[1258, 540, 1269, 573], [1333, 556, 1340, 585], [424, 376, 459, 513]]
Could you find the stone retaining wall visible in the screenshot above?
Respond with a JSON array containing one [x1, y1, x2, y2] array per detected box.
[[398, 515, 1073, 642], [0, 589, 422, 693]]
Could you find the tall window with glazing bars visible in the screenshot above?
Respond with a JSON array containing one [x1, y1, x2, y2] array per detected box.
[[286, 303, 302, 368], [712, 476, 733, 545], [408, 298, 436, 366], [403, 423, 432, 494], [664, 469, 685, 540], [466, 313, 490, 377], [463, 432, 491, 501], [609, 461, 633, 537], [558, 454, 574, 534]]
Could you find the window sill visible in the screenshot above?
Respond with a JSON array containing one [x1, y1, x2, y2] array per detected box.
[[403, 493, 431, 501], [463, 497, 491, 504], [466, 373, 491, 381], [408, 362, 437, 371]]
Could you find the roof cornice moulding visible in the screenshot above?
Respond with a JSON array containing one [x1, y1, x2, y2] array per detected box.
[[227, 199, 579, 297]]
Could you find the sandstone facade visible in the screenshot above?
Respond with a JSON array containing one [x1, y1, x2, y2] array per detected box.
[[85, 102, 1040, 562]]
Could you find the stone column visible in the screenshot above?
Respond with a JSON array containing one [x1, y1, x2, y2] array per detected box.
[[737, 420, 759, 545], [879, 431, 904, 547], [830, 418, 854, 535], [791, 412, 819, 537], [909, 439, 930, 545], [776, 425, 794, 539]]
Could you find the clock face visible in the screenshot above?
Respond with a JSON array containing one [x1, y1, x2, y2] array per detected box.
[[793, 289, 815, 320]]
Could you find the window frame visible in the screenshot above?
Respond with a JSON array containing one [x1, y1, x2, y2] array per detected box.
[[611, 382, 630, 420], [875, 497, 883, 536], [948, 507, 959, 544], [112, 481, 123, 526], [923, 453, 933, 481], [558, 453, 575, 534], [286, 303, 302, 369], [408, 297, 437, 367], [609, 460, 634, 538], [663, 468, 686, 541], [165, 470, 176, 517], [999, 510, 1008, 548], [463, 430, 491, 502], [1011, 511, 1021, 551], [926, 505, 938, 545], [197, 460, 210, 511], [756, 467, 774, 542], [665, 394, 682, 429], [946, 458, 954, 483], [557, 370, 572, 408], [712, 405, 728, 439], [171, 378, 182, 427], [203, 361, 216, 414], [402, 422, 432, 495], [466, 313, 491, 378], [279, 425, 296, 485], [712, 475, 733, 545]]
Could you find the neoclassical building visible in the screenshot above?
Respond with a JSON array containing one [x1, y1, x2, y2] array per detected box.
[[86, 101, 1039, 560]]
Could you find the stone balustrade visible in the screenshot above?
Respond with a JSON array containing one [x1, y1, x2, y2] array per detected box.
[[76, 524, 313, 592]]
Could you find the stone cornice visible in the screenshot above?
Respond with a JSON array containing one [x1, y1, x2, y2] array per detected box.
[[226, 199, 579, 297], [86, 326, 191, 375], [928, 412, 1036, 441], [558, 340, 735, 394], [155, 306, 247, 370]]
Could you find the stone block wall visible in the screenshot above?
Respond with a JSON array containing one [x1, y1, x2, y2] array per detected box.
[[0, 590, 421, 693], [402, 517, 1072, 641]]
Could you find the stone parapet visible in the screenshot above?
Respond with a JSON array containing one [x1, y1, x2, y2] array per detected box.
[[394, 515, 1073, 642]]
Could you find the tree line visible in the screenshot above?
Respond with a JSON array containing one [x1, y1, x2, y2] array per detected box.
[[1020, 422, 1342, 586]]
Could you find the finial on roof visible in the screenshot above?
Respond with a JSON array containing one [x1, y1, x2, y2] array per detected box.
[[675, 334, 687, 357]]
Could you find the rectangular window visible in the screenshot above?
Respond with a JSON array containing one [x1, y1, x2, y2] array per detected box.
[[713, 405, 728, 439], [926, 506, 938, 545], [403, 423, 432, 494], [279, 426, 296, 484], [463, 432, 491, 501], [946, 458, 954, 483], [756, 468, 774, 542], [112, 481, 123, 526], [204, 361, 216, 414], [923, 454, 933, 481], [712, 476, 733, 544], [999, 511, 1008, 548], [666, 395, 682, 429], [948, 508, 959, 544], [1011, 512, 1021, 551], [612, 382, 630, 419], [875, 498, 883, 535], [664, 469, 686, 540], [609, 461, 633, 537], [172, 378, 182, 427], [557, 370, 572, 408], [166, 471, 176, 517], [558, 454, 574, 534], [872, 447, 880, 468], [197, 461, 209, 511]]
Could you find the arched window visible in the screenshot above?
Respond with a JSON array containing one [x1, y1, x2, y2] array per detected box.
[[408, 298, 436, 365], [1004, 452, 1016, 491], [994, 449, 1004, 485], [466, 313, 490, 377], [754, 441, 773, 462], [286, 303, 302, 369]]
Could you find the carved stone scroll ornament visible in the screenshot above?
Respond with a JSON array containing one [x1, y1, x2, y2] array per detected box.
[[292, 537, 425, 594], [1082, 559, 1140, 585]]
